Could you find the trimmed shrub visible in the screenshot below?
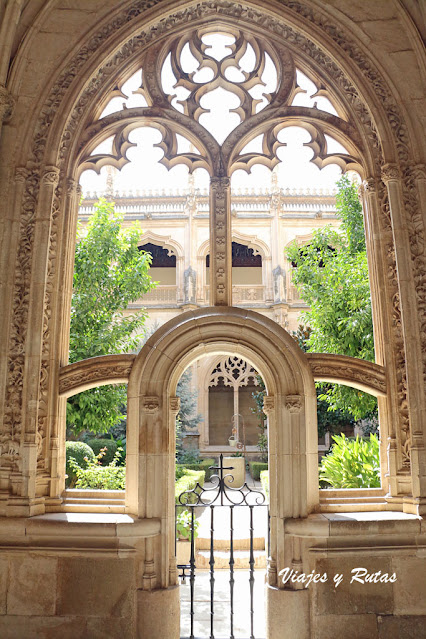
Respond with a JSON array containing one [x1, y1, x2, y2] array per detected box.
[[260, 470, 269, 498], [87, 438, 118, 465], [66, 441, 95, 488], [73, 463, 126, 490], [319, 433, 380, 488], [175, 469, 205, 507], [249, 461, 268, 481], [176, 458, 216, 482]]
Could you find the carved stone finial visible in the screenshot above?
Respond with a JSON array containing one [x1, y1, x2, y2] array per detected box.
[[42, 166, 60, 186], [285, 395, 302, 413], [381, 164, 400, 184], [0, 85, 15, 123]]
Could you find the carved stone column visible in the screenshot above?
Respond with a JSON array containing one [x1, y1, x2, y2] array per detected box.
[[209, 176, 231, 305], [382, 163, 426, 510], [262, 395, 278, 587], [360, 178, 398, 496]]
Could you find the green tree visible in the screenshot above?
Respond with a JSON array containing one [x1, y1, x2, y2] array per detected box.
[[67, 198, 155, 435], [175, 369, 203, 463], [286, 175, 376, 420]]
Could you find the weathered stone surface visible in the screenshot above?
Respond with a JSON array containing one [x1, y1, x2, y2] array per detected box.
[[7, 556, 57, 616], [56, 557, 134, 618]]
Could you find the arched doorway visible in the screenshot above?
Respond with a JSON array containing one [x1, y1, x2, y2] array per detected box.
[[127, 306, 317, 637]]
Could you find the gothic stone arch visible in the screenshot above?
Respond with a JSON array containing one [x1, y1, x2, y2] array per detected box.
[[127, 308, 318, 594]]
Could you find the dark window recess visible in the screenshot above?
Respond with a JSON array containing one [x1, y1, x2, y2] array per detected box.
[[206, 242, 262, 268], [139, 242, 176, 267]]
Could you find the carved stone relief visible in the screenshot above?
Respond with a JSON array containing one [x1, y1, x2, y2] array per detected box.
[[4, 0, 424, 495]]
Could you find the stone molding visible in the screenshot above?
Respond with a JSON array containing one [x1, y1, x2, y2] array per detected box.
[[285, 395, 302, 413], [58, 354, 135, 397], [306, 353, 387, 396]]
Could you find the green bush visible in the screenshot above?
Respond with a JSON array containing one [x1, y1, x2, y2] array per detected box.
[[319, 433, 380, 488], [87, 438, 118, 465], [66, 441, 95, 488], [175, 469, 205, 507], [249, 461, 268, 481], [176, 509, 200, 541], [260, 470, 269, 498], [176, 458, 216, 482], [68, 447, 125, 490]]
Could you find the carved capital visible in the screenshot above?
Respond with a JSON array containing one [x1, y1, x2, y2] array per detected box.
[[381, 163, 401, 185], [66, 178, 77, 195], [210, 176, 230, 191], [169, 396, 180, 414], [363, 178, 376, 194], [41, 166, 60, 186], [285, 395, 302, 413], [14, 167, 30, 184], [0, 85, 15, 123], [142, 396, 159, 413], [263, 396, 275, 415]]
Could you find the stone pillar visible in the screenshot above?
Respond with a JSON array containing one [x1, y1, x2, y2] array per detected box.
[[381, 164, 426, 512], [360, 178, 398, 497], [209, 176, 231, 305], [263, 395, 278, 587]]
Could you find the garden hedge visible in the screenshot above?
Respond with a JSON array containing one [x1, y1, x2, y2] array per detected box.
[[87, 438, 119, 465], [249, 461, 268, 481], [65, 441, 95, 488], [175, 469, 205, 508], [176, 458, 216, 481]]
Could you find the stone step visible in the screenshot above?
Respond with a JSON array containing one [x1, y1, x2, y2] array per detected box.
[[196, 549, 267, 570], [197, 536, 265, 551], [59, 503, 126, 514]]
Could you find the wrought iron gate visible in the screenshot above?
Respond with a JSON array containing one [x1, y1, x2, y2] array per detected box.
[[176, 455, 268, 639]]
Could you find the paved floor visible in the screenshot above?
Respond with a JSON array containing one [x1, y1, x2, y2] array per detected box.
[[179, 473, 268, 638], [180, 569, 266, 639]]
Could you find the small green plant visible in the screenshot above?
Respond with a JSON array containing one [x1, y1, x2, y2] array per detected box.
[[87, 438, 118, 465], [66, 441, 96, 488], [249, 461, 268, 481], [176, 509, 200, 541], [68, 447, 126, 490], [260, 470, 269, 498], [319, 433, 380, 488]]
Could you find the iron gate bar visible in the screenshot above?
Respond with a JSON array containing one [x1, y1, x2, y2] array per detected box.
[[249, 506, 255, 639], [176, 454, 267, 639], [229, 505, 234, 639], [210, 505, 215, 639]]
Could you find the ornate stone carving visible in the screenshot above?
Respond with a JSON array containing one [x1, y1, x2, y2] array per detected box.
[[41, 166, 60, 186], [208, 356, 259, 389], [381, 164, 401, 184], [263, 396, 275, 415], [184, 266, 196, 304], [14, 167, 29, 184], [0, 84, 15, 123], [307, 354, 387, 395], [6, 0, 422, 489], [169, 397, 180, 413], [142, 396, 160, 413], [363, 178, 376, 194], [285, 395, 302, 413], [59, 359, 134, 396]]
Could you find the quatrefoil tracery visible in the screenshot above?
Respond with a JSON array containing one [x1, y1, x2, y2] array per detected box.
[[77, 27, 364, 179]]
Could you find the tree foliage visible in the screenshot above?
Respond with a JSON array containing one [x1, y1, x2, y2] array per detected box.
[[67, 199, 155, 435], [286, 175, 377, 420], [319, 433, 380, 488], [175, 369, 203, 463]]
